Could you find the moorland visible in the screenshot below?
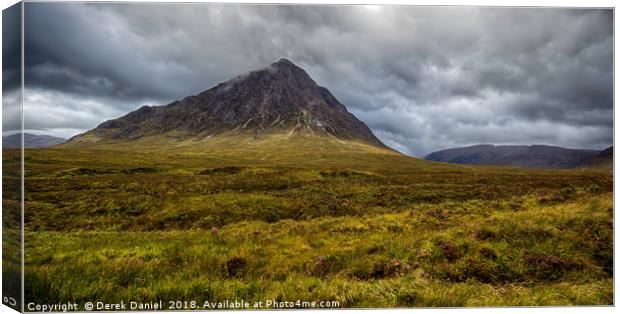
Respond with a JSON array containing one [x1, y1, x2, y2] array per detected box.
[[7, 133, 613, 307]]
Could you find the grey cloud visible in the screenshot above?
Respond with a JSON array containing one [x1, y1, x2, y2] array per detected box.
[[3, 2, 22, 135], [2, 3, 20, 91], [21, 3, 613, 156], [2, 89, 21, 134]]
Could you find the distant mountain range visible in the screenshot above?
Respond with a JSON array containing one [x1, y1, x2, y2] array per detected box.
[[3, 133, 66, 148], [425, 144, 610, 169]]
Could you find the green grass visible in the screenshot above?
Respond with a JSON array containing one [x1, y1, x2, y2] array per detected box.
[[5, 133, 613, 307]]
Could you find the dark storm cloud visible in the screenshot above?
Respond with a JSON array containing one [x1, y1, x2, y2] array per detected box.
[[3, 3, 22, 134], [22, 3, 613, 155], [2, 3, 21, 92]]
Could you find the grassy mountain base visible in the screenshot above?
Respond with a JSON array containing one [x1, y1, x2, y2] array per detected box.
[[9, 134, 613, 307]]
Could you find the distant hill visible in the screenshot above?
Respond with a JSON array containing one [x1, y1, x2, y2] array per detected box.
[[425, 144, 601, 169], [3, 133, 66, 148], [590, 146, 613, 164], [584, 146, 612, 171]]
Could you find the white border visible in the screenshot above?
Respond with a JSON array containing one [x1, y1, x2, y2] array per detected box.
[[0, 1, 617, 314]]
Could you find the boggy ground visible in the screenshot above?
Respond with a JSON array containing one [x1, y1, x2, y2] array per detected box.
[[8, 135, 613, 307]]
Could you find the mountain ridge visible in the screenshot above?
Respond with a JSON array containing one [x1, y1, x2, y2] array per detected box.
[[3, 133, 66, 148], [584, 146, 613, 171], [425, 144, 602, 169]]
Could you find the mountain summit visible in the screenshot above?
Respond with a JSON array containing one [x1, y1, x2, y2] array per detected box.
[[68, 58, 386, 148]]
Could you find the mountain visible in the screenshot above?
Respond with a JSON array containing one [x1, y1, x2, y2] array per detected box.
[[590, 146, 613, 163], [584, 146, 612, 171], [67, 58, 387, 150], [425, 144, 601, 169], [3, 133, 66, 148]]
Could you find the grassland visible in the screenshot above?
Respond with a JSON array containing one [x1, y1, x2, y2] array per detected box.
[[7, 134, 613, 307]]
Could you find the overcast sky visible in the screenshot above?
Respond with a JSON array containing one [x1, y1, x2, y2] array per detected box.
[[15, 3, 613, 156]]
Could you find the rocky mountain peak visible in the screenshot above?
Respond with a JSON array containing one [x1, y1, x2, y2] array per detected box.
[[69, 59, 387, 148], [271, 58, 297, 68]]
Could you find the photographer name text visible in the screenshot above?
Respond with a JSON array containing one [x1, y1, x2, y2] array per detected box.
[[26, 299, 340, 311]]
